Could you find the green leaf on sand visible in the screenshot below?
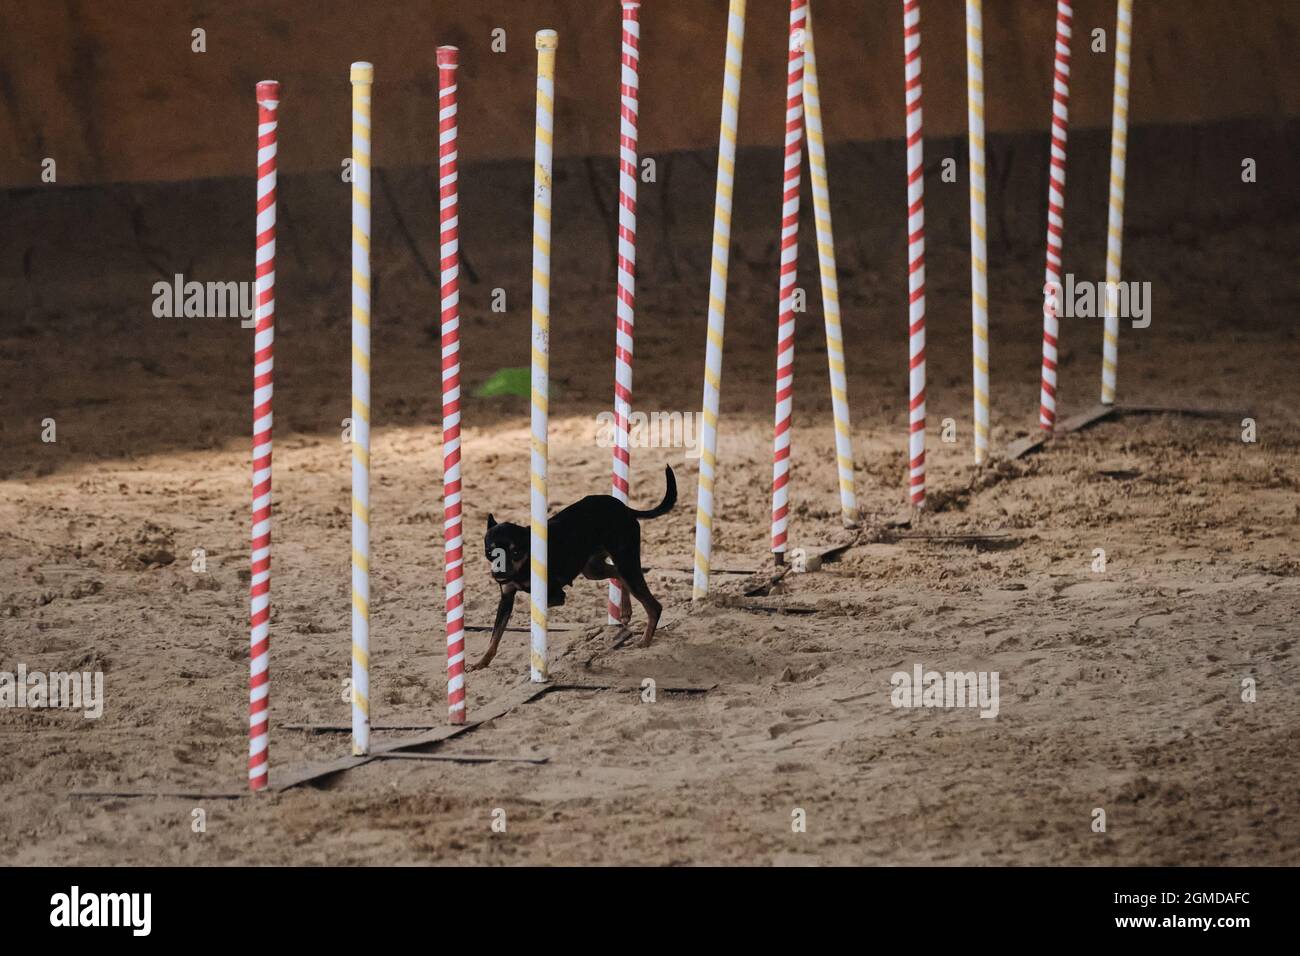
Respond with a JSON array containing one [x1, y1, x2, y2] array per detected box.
[[474, 366, 551, 400]]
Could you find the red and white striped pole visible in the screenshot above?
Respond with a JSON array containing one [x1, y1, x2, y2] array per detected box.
[[608, 1, 640, 624], [1038, 1, 1073, 432], [437, 47, 466, 724], [249, 79, 278, 791], [771, 0, 806, 562], [902, 0, 926, 507]]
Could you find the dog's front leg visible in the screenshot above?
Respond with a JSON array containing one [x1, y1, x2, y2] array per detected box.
[[470, 586, 516, 670]]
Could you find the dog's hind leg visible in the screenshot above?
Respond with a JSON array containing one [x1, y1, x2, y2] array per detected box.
[[610, 551, 661, 647], [619, 582, 632, 625], [580, 556, 633, 626]]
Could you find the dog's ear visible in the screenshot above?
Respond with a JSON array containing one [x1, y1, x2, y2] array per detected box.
[[487, 513, 497, 529]]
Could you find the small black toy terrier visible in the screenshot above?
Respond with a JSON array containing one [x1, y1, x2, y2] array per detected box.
[[476, 466, 677, 670]]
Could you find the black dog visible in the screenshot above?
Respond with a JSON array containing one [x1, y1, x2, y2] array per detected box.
[[475, 466, 677, 670]]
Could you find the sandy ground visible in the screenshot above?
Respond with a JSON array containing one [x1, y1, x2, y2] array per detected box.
[[1, 137, 1297, 865]]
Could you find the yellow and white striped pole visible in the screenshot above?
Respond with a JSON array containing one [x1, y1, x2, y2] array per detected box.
[[693, 0, 747, 600], [1100, 0, 1133, 405], [801, 5, 857, 528], [349, 61, 373, 754], [965, 0, 990, 465], [531, 31, 557, 682]]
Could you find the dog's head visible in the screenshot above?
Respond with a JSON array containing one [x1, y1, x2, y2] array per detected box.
[[484, 514, 529, 585]]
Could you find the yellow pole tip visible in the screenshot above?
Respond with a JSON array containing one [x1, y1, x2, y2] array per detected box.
[[535, 30, 559, 50], [350, 62, 374, 84]]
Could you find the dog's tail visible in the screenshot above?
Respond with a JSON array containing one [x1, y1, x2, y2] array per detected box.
[[631, 466, 677, 520]]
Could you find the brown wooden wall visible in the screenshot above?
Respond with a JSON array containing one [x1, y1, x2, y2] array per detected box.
[[1, 0, 1297, 187]]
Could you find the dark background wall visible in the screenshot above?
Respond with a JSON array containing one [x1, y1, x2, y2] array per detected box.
[[2, 0, 1298, 187]]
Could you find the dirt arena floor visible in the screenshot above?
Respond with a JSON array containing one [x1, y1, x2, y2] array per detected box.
[[1, 127, 1297, 865]]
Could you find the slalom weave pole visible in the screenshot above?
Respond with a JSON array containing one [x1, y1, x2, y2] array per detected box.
[[693, 0, 747, 600], [1038, 1, 1073, 431], [965, 0, 990, 465], [531, 30, 557, 683], [1100, 0, 1133, 405], [801, 4, 857, 527], [608, 1, 640, 624], [350, 61, 373, 754], [437, 47, 466, 724], [901, 0, 927, 507], [771, 0, 807, 561], [249, 79, 279, 792]]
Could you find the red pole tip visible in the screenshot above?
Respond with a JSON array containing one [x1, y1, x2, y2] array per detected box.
[[256, 80, 281, 102], [436, 46, 459, 68]]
